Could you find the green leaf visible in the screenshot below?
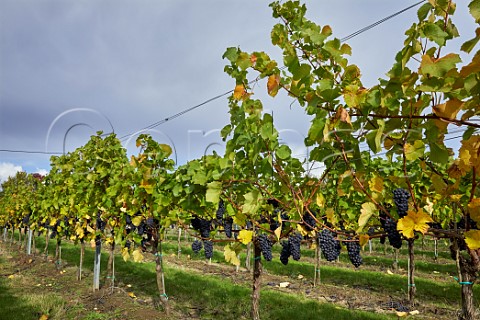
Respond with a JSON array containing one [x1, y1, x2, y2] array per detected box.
[[405, 140, 425, 161], [292, 64, 311, 80], [469, 0, 480, 23], [242, 190, 261, 215], [206, 181, 222, 204], [276, 145, 291, 160], [422, 22, 449, 46], [357, 202, 376, 232], [429, 142, 449, 164], [420, 53, 461, 77], [192, 171, 207, 185], [223, 47, 238, 62], [461, 28, 480, 54], [417, 3, 433, 21]]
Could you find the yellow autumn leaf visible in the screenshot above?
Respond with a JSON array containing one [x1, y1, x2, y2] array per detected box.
[[75, 226, 84, 239], [404, 140, 425, 161], [267, 74, 280, 97], [132, 249, 144, 263], [224, 245, 240, 266], [131, 216, 142, 227], [233, 84, 246, 100], [359, 234, 369, 247], [465, 230, 480, 250], [368, 176, 383, 193], [39, 315, 49, 320], [128, 292, 137, 299], [297, 224, 308, 236], [325, 207, 336, 225], [121, 247, 130, 262], [433, 99, 463, 131], [468, 198, 480, 223], [86, 225, 94, 233], [316, 193, 325, 207], [397, 209, 433, 238], [238, 230, 253, 245], [274, 226, 282, 240], [357, 202, 376, 232]]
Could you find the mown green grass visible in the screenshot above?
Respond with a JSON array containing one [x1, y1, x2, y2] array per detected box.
[[156, 240, 473, 306], [0, 256, 67, 320], [27, 237, 394, 320]]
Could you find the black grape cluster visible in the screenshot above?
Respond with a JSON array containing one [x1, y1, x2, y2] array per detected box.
[[303, 213, 316, 231], [393, 188, 410, 218], [22, 213, 31, 227], [458, 216, 478, 230], [203, 240, 213, 259], [384, 218, 402, 249], [50, 220, 61, 239], [96, 212, 106, 232], [345, 240, 363, 268], [125, 214, 134, 234], [192, 239, 202, 253], [216, 199, 225, 220], [318, 229, 341, 262], [191, 217, 211, 238], [280, 241, 290, 265], [146, 217, 156, 228], [288, 233, 302, 261], [224, 217, 233, 238], [268, 208, 288, 232], [137, 221, 146, 236], [258, 234, 272, 261]]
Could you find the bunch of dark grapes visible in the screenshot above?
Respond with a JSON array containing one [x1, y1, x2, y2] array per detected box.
[[384, 218, 402, 249], [96, 212, 106, 231], [125, 214, 134, 233], [191, 217, 211, 238], [216, 199, 225, 220], [146, 217, 155, 228], [288, 233, 302, 261], [137, 221, 146, 236], [458, 216, 478, 230], [345, 240, 363, 268], [22, 213, 31, 226], [393, 188, 410, 218], [192, 239, 202, 253], [203, 240, 213, 259], [280, 241, 290, 265], [258, 234, 272, 261], [199, 220, 211, 238], [224, 217, 233, 238], [318, 229, 341, 262], [303, 213, 316, 231], [50, 220, 61, 239]]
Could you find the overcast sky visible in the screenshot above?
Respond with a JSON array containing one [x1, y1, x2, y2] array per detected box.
[[0, 0, 476, 183]]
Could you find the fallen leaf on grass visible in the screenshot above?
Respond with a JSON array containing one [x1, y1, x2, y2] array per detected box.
[[396, 311, 408, 317], [386, 269, 394, 275], [7, 275, 14, 279], [409, 310, 420, 315], [297, 274, 304, 280], [128, 292, 137, 299], [39, 315, 49, 320], [279, 282, 290, 288]]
